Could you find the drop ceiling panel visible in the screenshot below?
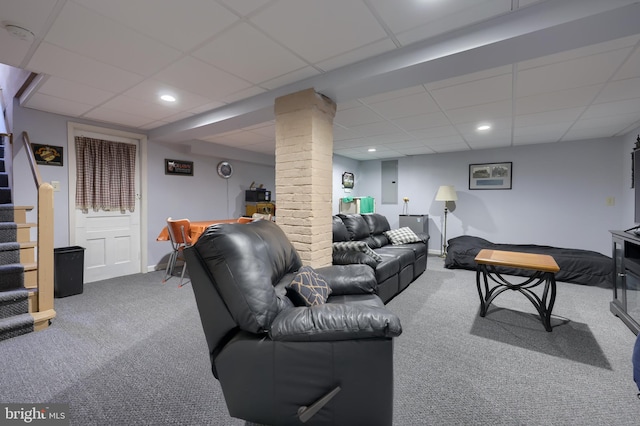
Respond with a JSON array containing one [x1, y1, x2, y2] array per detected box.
[[193, 23, 308, 84], [260, 66, 320, 90], [154, 56, 252, 99], [250, 0, 388, 64], [0, 32, 33, 68], [431, 74, 512, 110], [334, 106, 384, 128], [515, 85, 602, 116], [513, 122, 572, 144], [120, 80, 212, 111], [366, 92, 440, 120], [392, 112, 450, 132], [37, 76, 115, 106], [582, 98, 640, 119], [83, 107, 154, 128], [316, 39, 397, 72], [614, 47, 640, 80], [45, 2, 182, 76], [216, 0, 272, 17], [595, 77, 640, 104], [75, 0, 239, 52], [27, 42, 144, 92], [516, 49, 632, 97], [100, 96, 179, 121], [393, 0, 511, 46], [515, 107, 583, 128], [24, 93, 94, 117], [445, 100, 512, 125]]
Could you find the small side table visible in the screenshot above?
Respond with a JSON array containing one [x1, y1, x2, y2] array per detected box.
[[474, 249, 560, 332]]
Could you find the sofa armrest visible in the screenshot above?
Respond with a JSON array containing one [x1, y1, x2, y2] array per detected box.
[[415, 232, 430, 244], [268, 304, 402, 341], [315, 265, 377, 295], [332, 250, 379, 269]]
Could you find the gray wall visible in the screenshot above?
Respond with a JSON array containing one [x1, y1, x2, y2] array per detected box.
[[10, 100, 638, 269], [356, 137, 629, 256], [11, 104, 275, 271]]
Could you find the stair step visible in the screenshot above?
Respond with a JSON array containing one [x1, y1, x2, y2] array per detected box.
[[23, 263, 36, 289], [32, 309, 56, 332], [0, 263, 24, 291], [17, 223, 35, 243], [0, 222, 17, 243], [0, 173, 8, 188], [20, 242, 36, 264], [0, 242, 20, 264], [0, 188, 11, 204], [0, 289, 29, 320], [0, 313, 34, 342], [5, 206, 34, 224]]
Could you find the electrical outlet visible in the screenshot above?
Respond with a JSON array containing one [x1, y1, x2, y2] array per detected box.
[[51, 181, 60, 192]]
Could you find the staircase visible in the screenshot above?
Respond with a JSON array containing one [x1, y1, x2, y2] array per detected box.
[[0, 134, 55, 341]]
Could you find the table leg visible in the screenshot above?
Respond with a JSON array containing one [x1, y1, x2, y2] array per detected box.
[[475, 265, 557, 332]]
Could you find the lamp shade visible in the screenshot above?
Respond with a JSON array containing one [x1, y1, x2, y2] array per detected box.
[[435, 185, 458, 201]]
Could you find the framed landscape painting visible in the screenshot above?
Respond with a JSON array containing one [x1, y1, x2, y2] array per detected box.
[[469, 162, 512, 190]]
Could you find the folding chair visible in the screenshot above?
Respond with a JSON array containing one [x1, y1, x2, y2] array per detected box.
[[163, 217, 193, 287]]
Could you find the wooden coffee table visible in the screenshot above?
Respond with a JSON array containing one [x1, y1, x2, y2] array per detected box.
[[474, 249, 560, 332]]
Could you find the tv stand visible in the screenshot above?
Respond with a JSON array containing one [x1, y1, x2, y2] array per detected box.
[[610, 231, 640, 335]]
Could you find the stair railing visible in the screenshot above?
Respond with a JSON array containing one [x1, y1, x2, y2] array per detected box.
[[21, 131, 54, 314]]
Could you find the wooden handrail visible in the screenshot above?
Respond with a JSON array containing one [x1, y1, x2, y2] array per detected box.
[[21, 131, 43, 188]]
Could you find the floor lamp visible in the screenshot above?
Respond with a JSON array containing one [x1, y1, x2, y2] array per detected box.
[[435, 185, 457, 257]]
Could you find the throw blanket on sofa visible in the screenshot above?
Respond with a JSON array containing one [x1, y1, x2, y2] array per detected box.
[[444, 235, 612, 287]]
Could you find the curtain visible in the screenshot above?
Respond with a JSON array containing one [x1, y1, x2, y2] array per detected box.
[[75, 136, 137, 213]]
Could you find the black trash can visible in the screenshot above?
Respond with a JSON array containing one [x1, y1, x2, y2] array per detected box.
[[54, 246, 85, 298]]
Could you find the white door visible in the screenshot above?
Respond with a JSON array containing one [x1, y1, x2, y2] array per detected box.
[[68, 125, 144, 283]]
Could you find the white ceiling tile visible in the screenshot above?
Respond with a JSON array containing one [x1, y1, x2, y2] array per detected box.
[[394, 146, 435, 156], [83, 106, 155, 128], [595, 77, 640, 104], [216, 0, 272, 17], [260, 66, 320, 90], [45, 2, 182, 76], [222, 86, 266, 104], [194, 23, 308, 84], [583, 98, 640, 118], [315, 39, 397, 72], [513, 122, 572, 144], [515, 107, 583, 127], [446, 100, 512, 124], [100, 96, 177, 121], [425, 65, 512, 91], [367, 92, 440, 120], [0, 32, 33, 68], [614, 47, 640, 80], [188, 101, 227, 115], [343, 121, 399, 138], [23, 93, 94, 116], [251, 0, 388, 63], [516, 85, 602, 115], [430, 143, 471, 153], [74, 0, 240, 52], [516, 48, 633, 97], [336, 100, 364, 111], [359, 85, 426, 105], [410, 125, 460, 139], [457, 116, 512, 134], [430, 74, 512, 110], [393, 111, 451, 132], [27, 42, 144, 92], [335, 106, 384, 128], [567, 113, 640, 132], [155, 56, 252, 99], [518, 34, 640, 70], [37, 76, 115, 106], [120, 79, 212, 111], [423, 134, 468, 147], [394, 0, 511, 46]]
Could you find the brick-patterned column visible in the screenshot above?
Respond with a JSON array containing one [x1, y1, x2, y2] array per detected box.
[[274, 88, 336, 268]]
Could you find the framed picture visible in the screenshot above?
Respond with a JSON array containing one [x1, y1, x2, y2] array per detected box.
[[32, 144, 63, 166], [469, 162, 512, 190], [165, 159, 193, 176], [342, 172, 354, 189]]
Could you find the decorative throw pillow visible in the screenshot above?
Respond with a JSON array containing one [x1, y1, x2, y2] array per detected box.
[[286, 266, 332, 307], [332, 241, 383, 263], [384, 227, 422, 245]]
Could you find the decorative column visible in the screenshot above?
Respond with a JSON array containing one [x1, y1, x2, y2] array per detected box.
[[274, 88, 336, 268]]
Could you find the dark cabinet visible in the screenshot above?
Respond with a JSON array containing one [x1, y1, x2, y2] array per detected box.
[[610, 231, 640, 334]]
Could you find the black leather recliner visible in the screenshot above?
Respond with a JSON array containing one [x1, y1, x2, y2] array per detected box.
[[184, 219, 402, 425]]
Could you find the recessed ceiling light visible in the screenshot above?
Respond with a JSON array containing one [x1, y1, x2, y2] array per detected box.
[[160, 94, 176, 102], [2, 22, 34, 42], [477, 124, 491, 131], [368, 148, 376, 152]]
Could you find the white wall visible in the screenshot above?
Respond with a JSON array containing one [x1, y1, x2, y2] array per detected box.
[[357, 137, 626, 255]]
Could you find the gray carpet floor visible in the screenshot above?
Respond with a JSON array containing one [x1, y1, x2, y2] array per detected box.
[[1, 255, 639, 425]]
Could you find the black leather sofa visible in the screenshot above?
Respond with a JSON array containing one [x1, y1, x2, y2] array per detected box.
[[185, 219, 402, 425], [332, 213, 429, 303]]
